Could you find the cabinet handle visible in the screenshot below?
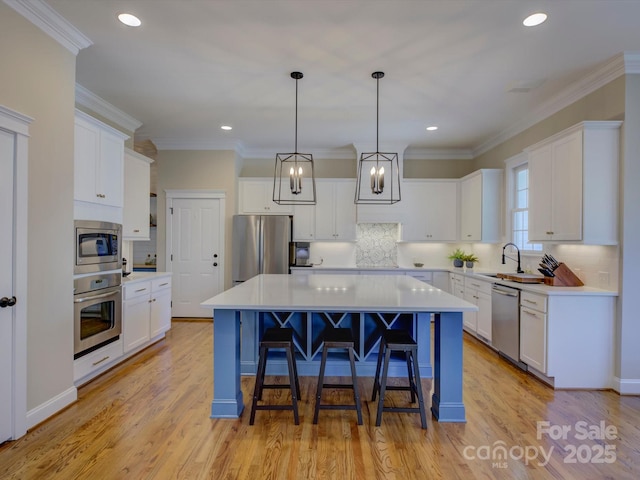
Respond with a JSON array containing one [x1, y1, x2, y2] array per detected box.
[[92, 356, 110, 366], [471, 283, 480, 288], [522, 310, 539, 318], [135, 288, 147, 293], [159, 282, 169, 287], [523, 299, 538, 305], [466, 234, 472, 237], [546, 231, 554, 235], [133, 229, 140, 233]]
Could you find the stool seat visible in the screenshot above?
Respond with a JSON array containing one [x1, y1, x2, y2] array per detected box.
[[249, 327, 301, 425], [313, 328, 363, 425], [371, 329, 427, 429]]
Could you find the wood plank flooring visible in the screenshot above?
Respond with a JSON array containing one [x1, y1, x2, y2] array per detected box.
[[1, 319, 639, 479]]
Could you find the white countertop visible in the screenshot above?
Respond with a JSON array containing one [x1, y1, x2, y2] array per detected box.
[[291, 266, 618, 296], [202, 273, 478, 313], [122, 271, 172, 284]]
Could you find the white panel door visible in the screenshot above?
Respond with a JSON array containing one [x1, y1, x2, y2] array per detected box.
[[169, 197, 224, 317], [0, 129, 15, 443]]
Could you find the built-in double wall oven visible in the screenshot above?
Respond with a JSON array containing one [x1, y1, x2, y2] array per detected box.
[[73, 220, 123, 359]]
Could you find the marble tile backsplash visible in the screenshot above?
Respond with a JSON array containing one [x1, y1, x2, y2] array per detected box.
[[355, 223, 399, 267]]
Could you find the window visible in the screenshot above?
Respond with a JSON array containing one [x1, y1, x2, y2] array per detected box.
[[512, 164, 542, 252]]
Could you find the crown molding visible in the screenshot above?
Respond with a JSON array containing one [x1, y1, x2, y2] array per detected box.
[[474, 51, 640, 157], [75, 84, 142, 133], [4, 0, 92, 55], [150, 138, 243, 152], [0, 105, 34, 136], [404, 148, 474, 160]]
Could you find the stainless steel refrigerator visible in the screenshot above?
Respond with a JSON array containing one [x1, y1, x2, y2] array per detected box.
[[232, 215, 292, 284]]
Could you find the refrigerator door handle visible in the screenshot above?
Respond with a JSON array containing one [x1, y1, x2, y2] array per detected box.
[[258, 216, 264, 274]]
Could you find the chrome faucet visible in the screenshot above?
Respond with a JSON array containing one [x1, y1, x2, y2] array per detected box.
[[502, 243, 524, 273]]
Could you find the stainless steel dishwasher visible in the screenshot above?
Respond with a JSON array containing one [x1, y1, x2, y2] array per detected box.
[[491, 284, 527, 370]]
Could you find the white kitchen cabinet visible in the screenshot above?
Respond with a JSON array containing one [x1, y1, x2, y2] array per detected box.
[[526, 121, 621, 244], [150, 277, 172, 337], [459, 169, 503, 243], [520, 291, 547, 373], [74, 110, 128, 211], [238, 178, 293, 214], [433, 272, 451, 292], [315, 179, 356, 241], [123, 148, 153, 240], [292, 203, 315, 240], [517, 289, 615, 389], [450, 273, 465, 299], [123, 275, 172, 353], [401, 180, 458, 241], [462, 277, 492, 341], [123, 282, 152, 352]]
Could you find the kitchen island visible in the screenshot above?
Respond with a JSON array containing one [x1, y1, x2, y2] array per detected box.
[[202, 273, 477, 423]]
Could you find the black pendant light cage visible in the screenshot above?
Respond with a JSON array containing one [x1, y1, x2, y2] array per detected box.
[[273, 72, 316, 205], [355, 71, 401, 204]]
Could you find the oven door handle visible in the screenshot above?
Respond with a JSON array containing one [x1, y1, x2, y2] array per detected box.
[[74, 290, 119, 303]]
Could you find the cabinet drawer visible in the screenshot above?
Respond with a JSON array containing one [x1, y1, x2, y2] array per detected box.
[[521, 291, 547, 313], [152, 277, 172, 292], [464, 277, 492, 295], [74, 339, 123, 381], [123, 282, 151, 300]]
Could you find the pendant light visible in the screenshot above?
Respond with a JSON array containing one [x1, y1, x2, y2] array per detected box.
[[273, 72, 316, 205], [355, 71, 401, 204]]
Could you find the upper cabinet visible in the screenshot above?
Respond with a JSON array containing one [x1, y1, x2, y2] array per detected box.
[[459, 169, 503, 243], [123, 148, 153, 240], [238, 178, 293, 214], [526, 121, 621, 244], [314, 179, 357, 241], [400, 180, 458, 242], [74, 110, 128, 222]]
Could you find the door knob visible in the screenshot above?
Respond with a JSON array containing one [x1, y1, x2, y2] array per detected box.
[[0, 296, 17, 308]]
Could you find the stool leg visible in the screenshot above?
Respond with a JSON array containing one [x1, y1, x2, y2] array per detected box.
[[348, 345, 363, 425], [405, 350, 416, 403], [411, 349, 427, 429], [291, 344, 301, 400], [375, 346, 392, 427], [313, 344, 329, 424], [250, 345, 268, 425], [285, 345, 300, 425], [371, 339, 385, 401]]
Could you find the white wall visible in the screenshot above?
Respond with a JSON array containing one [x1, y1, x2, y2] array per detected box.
[[0, 4, 77, 417]]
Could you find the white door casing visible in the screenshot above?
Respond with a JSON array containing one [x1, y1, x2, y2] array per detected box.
[[0, 106, 30, 442], [166, 191, 225, 318]]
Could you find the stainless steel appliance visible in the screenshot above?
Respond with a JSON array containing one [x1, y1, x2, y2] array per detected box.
[[290, 241, 311, 267], [232, 215, 292, 283], [491, 284, 527, 370], [74, 220, 122, 274], [73, 272, 122, 358]]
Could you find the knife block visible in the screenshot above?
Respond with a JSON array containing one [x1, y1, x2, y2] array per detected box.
[[543, 263, 584, 286]]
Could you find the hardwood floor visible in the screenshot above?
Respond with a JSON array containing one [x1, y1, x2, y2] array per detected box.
[[1, 320, 639, 479]]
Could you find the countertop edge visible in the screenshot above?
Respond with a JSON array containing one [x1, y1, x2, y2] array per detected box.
[[123, 271, 172, 284]]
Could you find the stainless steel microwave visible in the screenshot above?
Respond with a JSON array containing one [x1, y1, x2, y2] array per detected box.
[[74, 220, 122, 274]]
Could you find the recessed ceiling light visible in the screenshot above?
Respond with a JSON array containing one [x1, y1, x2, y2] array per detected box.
[[118, 13, 141, 27], [523, 12, 547, 27], [426, 126, 438, 131], [221, 125, 232, 131]]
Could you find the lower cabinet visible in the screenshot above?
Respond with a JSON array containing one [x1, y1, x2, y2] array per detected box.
[[123, 276, 172, 353], [462, 277, 492, 342], [150, 278, 172, 337], [519, 291, 548, 373]]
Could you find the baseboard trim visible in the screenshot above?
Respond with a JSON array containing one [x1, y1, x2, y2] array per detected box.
[[612, 377, 640, 395], [26, 386, 77, 430]]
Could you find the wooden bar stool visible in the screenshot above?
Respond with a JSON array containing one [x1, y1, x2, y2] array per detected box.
[[371, 329, 427, 429], [313, 328, 363, 425], [249, 327, 301, 425]]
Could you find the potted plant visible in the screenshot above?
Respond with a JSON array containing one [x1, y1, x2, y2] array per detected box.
[[448, 248, 466, 268], [463, 253, 479, 269]]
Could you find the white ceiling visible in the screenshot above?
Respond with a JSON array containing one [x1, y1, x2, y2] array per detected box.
[[45, 0, 640, 158]]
